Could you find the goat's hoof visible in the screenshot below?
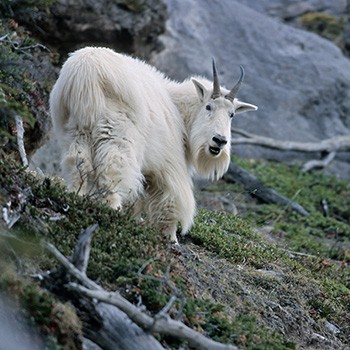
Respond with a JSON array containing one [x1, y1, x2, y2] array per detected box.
[[170, 239, 179, 245]]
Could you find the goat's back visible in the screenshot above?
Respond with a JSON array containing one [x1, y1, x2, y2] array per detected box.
[[49, 47, 170, 135]]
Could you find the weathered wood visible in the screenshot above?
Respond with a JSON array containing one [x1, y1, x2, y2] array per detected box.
[[224, 162, 309, 216], [70, 284, 239, 350], [43, 229, 239, 350], [232, 128, 350, 153], [84, 302, 165, 350], [71, 223, 98, 274]]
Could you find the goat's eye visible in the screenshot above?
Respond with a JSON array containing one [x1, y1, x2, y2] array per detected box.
[[206, 104, 211, 111], [229, 112, 235, 118]]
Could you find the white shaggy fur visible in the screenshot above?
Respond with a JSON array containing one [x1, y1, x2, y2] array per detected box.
[[50, 47, 257, 243]]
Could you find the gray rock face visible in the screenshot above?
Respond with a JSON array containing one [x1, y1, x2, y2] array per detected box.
[[18, 0, 167, 59], [151, 0, 350, 177], [238, 0, 349, 57], [32, 0, 350, 179]]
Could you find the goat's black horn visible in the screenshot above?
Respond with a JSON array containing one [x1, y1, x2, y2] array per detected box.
[[211, 58, 221, 99], [225, 65, 245, 102]]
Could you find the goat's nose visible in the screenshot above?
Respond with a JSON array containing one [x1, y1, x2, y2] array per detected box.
[[212, 135, 228, 147]]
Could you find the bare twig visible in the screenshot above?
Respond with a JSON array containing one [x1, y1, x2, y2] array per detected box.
[[137, 259, 186, 320], [138, 260, 180, 296], [158, 294, 177, 316], [15, 115, 28, 167], [232, 128, 350, 153], [280, 248, 319, 259], [71, 223, 98, 274], [0, 33, 49, 55], [302, 151, 336, 172]]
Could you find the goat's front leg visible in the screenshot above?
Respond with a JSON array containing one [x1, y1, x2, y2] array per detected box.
[[142, 184, 180, 244], [161, 223, 179, 245]]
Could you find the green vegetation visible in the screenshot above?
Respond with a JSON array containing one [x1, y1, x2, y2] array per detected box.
[[191, 210, 283, 269], [0, 0, 56, 19], [232, 158, 350, 262], [1, 154, 349, 349], [300, 12, 344, 44], [0, 16, 55, 157], [199, 157, 349, 346]]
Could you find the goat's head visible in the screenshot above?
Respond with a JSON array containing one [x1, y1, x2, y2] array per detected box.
[[189, 59, 257, 180]]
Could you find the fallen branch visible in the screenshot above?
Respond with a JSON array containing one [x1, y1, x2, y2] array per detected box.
[[232, 128, 350, 153], [43, 240, 101, 291], [302, 151, 336, 172], [224, 162, 309, 216], [69, 283, 238, 350], [42, 230, 165, 350], [43, 227, 238, 350]]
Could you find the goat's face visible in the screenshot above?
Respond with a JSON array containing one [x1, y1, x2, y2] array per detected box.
[[189, 61, 257, 180]]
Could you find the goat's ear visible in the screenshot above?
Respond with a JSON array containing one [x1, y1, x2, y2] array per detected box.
[[191, 78, 208, 102], [235, 101, 258, 115]]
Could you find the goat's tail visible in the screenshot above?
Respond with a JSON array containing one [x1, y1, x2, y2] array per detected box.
[[50, 47, 110, 134]]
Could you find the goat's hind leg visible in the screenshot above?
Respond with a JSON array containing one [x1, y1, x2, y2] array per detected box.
[[61, 131, 94, 195]]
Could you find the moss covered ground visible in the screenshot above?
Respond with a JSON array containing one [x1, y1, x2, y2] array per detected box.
[[0, 154, 349, 349]]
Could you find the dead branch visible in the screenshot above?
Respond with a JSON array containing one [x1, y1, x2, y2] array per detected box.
[[43, 240, 101, 291], [0, 33, 49, 55], [15, 115, 28, 167], [43, 226, 239, 350], [2, 204, 21, 229], [42, 230, 165, 350], [71, 223, 99, 274], [224, 161, 309, 216], [232, 128, 350, 153], [68, 284, 238, 350]]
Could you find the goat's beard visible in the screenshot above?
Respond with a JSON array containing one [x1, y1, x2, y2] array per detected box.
[[192, 145, 231, 181]]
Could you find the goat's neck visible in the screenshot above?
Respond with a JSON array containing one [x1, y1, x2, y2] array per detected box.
[[167, 80, 201, 130]]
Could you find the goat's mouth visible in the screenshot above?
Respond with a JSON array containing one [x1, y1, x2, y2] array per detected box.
[[209, 146, 221, 156]]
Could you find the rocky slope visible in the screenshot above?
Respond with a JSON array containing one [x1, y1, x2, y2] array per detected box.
[[0, 1, 349, 349]]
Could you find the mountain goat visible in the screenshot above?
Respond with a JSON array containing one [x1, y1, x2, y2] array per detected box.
[[50, 47, 257, 243]]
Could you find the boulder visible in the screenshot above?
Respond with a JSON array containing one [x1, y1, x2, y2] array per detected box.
[[236, 0, 347, 20], [238, 0, 348, 56], [151, 0, 350, 178]]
